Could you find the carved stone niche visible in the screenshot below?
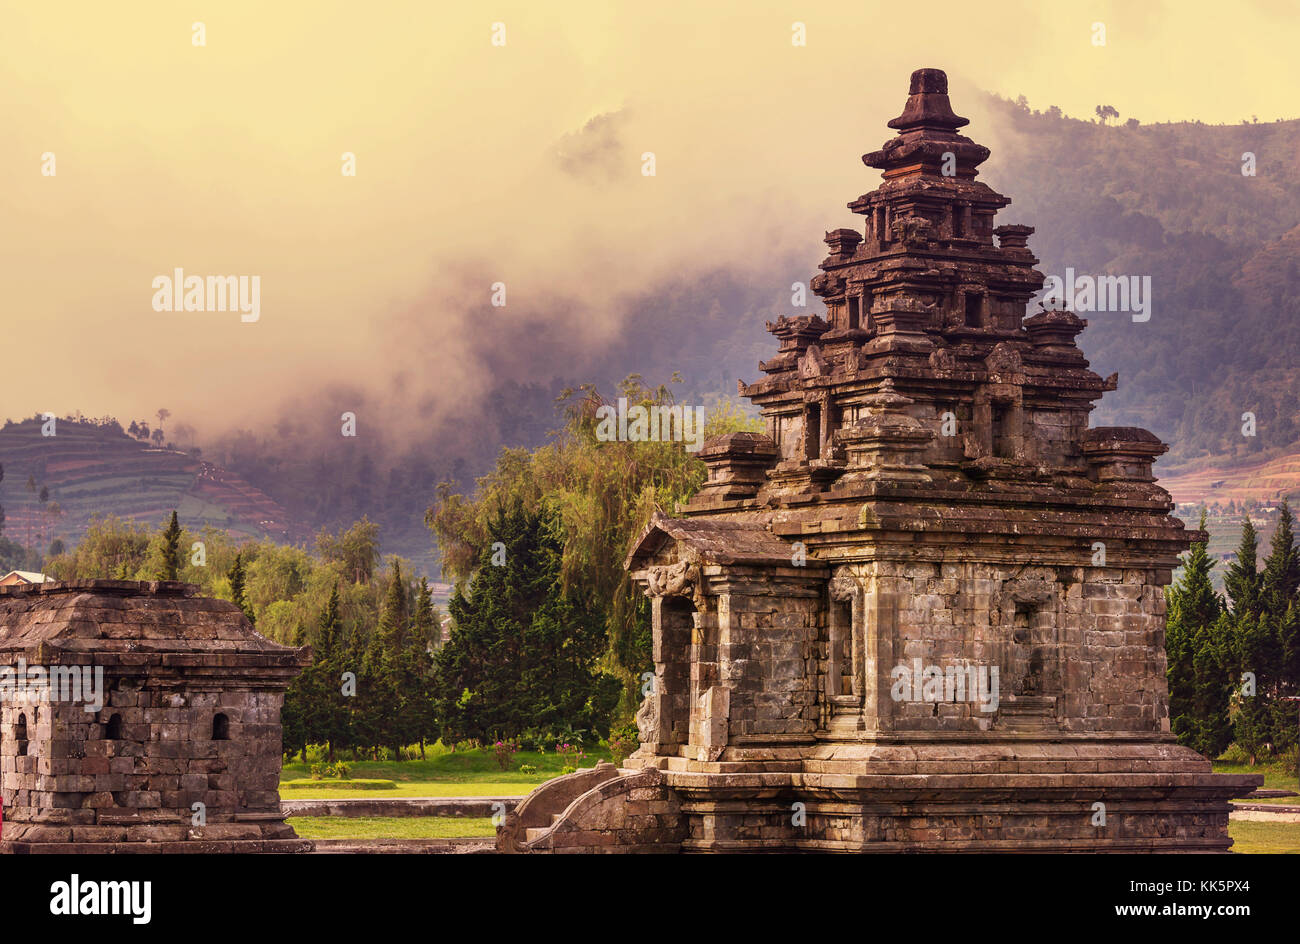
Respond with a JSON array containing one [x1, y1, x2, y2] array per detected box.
[[695, 432, 780, 501], [994, 578, 1062, 729], [1081, 427, 1167, 484], [825, 572, 864, 722]]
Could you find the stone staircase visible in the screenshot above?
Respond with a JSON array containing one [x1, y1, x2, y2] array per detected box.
[[496, 761, 684, 853]]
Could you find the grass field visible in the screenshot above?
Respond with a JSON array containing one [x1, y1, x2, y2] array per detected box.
[[279, 747, 612, 800], [288, 816, 497, 840], [1228, 820, 1300, 854], [1212, 760, 1299, 802]]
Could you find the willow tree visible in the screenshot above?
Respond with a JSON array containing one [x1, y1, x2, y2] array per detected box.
[[426, 375, 759, 714]]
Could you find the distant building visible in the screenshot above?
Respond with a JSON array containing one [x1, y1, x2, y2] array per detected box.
[[0, 571, 51, 587]]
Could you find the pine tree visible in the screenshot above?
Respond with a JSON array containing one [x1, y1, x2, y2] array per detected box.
[[280, 621, 311, 763], [1252, 501, 1300, 753], [227, 552, 254, 624], [406, 577, 438, 758], [1233, 608, 1282, 764], [1166, 515, 1228, 757], [373, 561, 409, 759], [1224, 516, 1261, 619], [314, 585, 350, 761], [160, 510, 182, 580], [1261, 500, 1300, 614], [431, 503, 618, 744]]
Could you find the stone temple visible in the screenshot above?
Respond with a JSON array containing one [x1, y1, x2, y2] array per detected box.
[[0, 579, 310, 853], [499, 68, 1261, 853]]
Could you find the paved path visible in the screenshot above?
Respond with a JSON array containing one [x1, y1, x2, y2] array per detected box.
[[1229, 802, 1300, 823]]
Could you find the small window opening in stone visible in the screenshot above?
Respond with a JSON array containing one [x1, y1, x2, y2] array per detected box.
[[847, 296, 860, 330], [805, 404, 821, 461], [877, 207, 887, 244], [952, 205, 963, 237], [964, 292, 981, 327], [16, 712, 29, 755], [992, 404, 1014, 459], [105, 713, 123, 739], [213, 713, 230, 740]]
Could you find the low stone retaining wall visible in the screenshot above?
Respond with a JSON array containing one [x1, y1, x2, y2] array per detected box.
[[282, 796, 520, 818], [311, 838, 495, 854]]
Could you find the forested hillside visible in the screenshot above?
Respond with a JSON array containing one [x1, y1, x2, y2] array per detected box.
[[980, 96, 1300, 470]]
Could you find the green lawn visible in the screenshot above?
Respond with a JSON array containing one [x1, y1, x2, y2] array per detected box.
[[1228, 820, 1300, 854], [279, 747, 612, 800], [288, 816, 496, 840], [279, 780, 539, 799], [1213, 760, 1299, 801]]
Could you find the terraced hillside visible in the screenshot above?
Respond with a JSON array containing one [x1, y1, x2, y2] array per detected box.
[[0, 417, 310, 553], [1161, 453, 1300, 508]]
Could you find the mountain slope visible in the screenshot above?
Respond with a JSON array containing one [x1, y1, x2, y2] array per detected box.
[[0, 417, 309, 553]]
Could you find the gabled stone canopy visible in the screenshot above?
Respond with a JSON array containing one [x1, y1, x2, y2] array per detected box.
[[625, 511, 798, 571]]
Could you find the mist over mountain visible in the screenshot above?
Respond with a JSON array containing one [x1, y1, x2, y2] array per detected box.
[[210, 96, 1300, 565], [11, 93, 1300, 573]]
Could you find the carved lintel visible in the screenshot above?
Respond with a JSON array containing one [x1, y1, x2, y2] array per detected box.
[[829, 572, 859, 603], [646, 560, 705, 609]]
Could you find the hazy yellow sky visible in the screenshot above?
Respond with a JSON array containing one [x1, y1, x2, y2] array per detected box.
[[1, 0, 1295, 444]]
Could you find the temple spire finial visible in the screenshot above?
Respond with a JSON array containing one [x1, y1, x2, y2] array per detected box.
[[886, 67, 969, 133]]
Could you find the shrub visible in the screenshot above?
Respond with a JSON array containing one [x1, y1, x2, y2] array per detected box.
[[604, 723, 639, 766], [560, 766, 576, 776], [308, 761, 351, 780], [555, 742, 587, 770], [519, 764, 537, 775], [1217, 743, 1251, 765], [493, 738, 520, 771]]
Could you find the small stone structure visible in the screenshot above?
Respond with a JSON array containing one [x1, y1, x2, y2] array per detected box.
[[0, 579, 311, 853], [499, 68, 1262, 854]]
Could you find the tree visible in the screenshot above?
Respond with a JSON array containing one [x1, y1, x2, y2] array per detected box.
[[314, 584, 350, 761], [44, 515, 151, 580], [1233, 610, 1279, 763], [1224, 516, 1261, 619], [1166, 515, 1231, 758], [316, 518, 381, 584], [282, 583, 351, 762], [407, 578, 439, 758], [431, 503, 619, 744], [1095, 104, 1119, 124], [160, 511, 182, 580], [365, 559, 409, 760], [427, 376, 759, 716], [1261, 500, 1300, 613], [228, 553, 254, 624]]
